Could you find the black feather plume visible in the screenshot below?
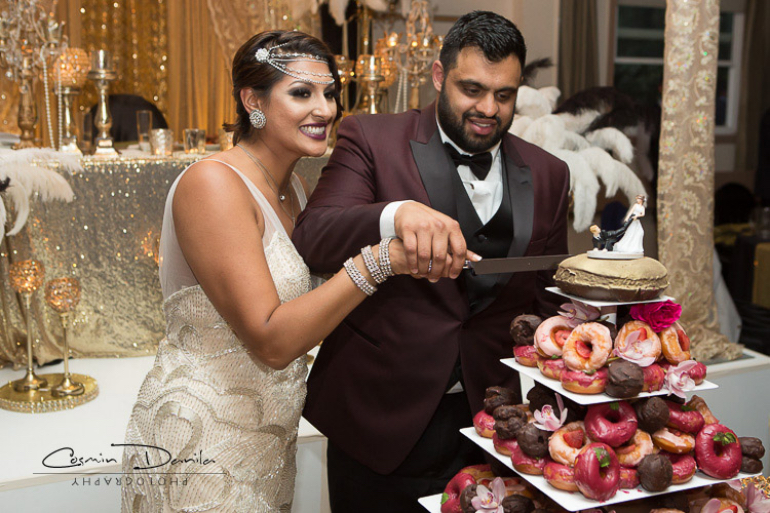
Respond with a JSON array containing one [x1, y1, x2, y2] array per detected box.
[[521, 58, 553, 86]]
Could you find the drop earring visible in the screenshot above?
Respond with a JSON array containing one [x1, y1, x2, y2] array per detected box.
[[249, 109, 266, 129]]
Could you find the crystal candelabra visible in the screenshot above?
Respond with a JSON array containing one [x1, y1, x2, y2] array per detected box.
[[0, 2, 66, 148], [87, 49, 118, 156], [8, 259, 46, 392], [52, 47, 90, 154], [376, 0, 441, 112], [45, 277, 83, 397]]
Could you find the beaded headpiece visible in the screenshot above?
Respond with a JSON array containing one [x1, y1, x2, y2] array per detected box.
[[255, 42, 335, 85]]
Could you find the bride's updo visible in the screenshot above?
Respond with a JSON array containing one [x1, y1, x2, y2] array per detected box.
[[224, 30, 342, 144]]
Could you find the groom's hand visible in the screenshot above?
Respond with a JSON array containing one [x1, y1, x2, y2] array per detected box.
[[394, 202, 468, 281]]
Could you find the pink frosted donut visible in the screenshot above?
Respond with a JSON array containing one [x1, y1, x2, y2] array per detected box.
[[642, 363, 665, 392], [562, 322, 612, 372], [544, 460, 578, 492], [615, 320, 662, 362], [493, 433, 519, 456], [584, 401, 638, 448], [534, 316, 572, 357], [537, 357, 566, 380], [473, 410, 495, 438], [514, 345, 542, 367], [616, 430, 654, 467], [619, 466, 640, 489]]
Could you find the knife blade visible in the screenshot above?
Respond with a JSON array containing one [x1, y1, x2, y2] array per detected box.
[[462, 254, 571, 275]]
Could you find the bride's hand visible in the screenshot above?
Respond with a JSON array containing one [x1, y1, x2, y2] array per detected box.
[[380, 239, 479, 280]]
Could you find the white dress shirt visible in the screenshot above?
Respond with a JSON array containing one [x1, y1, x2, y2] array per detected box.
[[379, 120, 504, 238]]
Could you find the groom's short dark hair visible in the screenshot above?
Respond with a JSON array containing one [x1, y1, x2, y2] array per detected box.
[[439, 10, 527, 72]]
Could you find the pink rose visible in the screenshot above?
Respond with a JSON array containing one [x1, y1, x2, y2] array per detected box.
[[629, 300, 682, 332]]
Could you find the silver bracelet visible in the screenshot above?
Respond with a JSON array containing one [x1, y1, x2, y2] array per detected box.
[[361, 245, 387, 284], [344, 257, 377, 296], [379, 237, 394, 277]]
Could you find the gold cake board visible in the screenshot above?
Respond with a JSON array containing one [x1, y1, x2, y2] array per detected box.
[[0, 373, 98, 413]]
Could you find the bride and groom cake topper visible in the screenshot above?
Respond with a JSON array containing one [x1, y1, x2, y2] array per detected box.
[[589, 195, 647, 259]]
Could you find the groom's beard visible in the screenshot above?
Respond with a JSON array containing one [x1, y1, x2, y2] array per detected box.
[[436, 86, 514, 154]]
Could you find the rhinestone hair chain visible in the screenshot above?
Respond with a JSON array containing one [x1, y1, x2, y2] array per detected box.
[[255, 42, 335, 85]]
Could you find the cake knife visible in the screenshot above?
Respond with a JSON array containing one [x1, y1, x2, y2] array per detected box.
[[462, 254, 572, 275]]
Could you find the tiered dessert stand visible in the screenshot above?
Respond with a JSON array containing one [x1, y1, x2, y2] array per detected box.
[[420, 287, 759, 512]]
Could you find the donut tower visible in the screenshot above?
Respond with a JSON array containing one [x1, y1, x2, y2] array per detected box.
[[434, 263, 767, 513]]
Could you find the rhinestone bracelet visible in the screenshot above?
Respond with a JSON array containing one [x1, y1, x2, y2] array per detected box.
[[361, 245, 387, 284], [379, 237, 394, 277], [344, 258, 377, 296]]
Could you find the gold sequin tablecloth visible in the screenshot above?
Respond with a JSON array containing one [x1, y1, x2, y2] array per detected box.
[[0, 154, 327, 366]]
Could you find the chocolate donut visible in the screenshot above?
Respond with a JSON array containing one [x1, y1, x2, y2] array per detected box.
[[484, 386, 517, 414], [635, 397, 670, 433], [459, 484, 478, 513], [740, 437, 766, 459], [511, 314, 542, 346], [742, 455, 764, 474], [638, 453, 673, 492], [494, 405, 528, 440], [501, 494, 535, 513], [516, 423, 550, 459], [526, 383, 558, 414], [606, 359, 644, 398]]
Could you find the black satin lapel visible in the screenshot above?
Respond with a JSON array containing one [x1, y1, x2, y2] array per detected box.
[[409, 131, 457, 219], [506, 152, 534, 258]]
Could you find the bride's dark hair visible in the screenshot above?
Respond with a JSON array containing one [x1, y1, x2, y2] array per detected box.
[[223, 30, 342, 144]]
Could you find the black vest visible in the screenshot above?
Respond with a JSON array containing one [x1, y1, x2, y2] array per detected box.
[[448, 156, 514, 316]]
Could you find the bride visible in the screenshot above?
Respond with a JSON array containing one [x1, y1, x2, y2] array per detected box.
[[120, 31, 467, 512], [613, 194, 646, 254]]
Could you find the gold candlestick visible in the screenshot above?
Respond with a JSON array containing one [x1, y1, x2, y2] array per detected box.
[[87, 50, 118, 157], [46, 277, 83, 397], [9, 260, 46, 392]]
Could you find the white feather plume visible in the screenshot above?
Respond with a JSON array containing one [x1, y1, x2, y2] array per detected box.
[[585, 127, 635, 164], [556, 110, 601, 134], [579, 147, 646, 204], [510, 115, 533, 138], [5, 183, 30, 236], [520, 115, 566, 153], [538, 86, 561, 112], [550, 149, 600, 232], [515, 85, 552, 119], [562, 131, 591, 152], [0, 148, 77, 237]]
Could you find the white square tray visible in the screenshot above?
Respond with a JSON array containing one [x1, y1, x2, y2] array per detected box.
[[546, 286, 674, 308], [418, 493, 442, 512], [502, 358, 718, 405], [460, 427, 758, 512]]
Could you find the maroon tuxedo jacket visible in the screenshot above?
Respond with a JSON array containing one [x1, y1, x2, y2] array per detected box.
[[292, 103, 570, 474]]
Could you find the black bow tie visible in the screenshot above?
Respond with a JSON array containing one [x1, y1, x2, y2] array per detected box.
[[444, 143, 493, 180]]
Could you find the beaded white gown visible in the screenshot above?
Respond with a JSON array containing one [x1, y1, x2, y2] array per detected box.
[[121, 160, 311, 513]]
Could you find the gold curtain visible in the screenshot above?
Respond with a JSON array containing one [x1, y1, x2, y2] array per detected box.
[[558, 0, 599, 100], [735, 0, 770, 180], [166, 0, 234, 137], [205, 0, 320, 72], [658, 0, 742, 361]]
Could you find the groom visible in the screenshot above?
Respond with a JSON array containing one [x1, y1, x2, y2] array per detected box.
[[293, 10, 569, 512]]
